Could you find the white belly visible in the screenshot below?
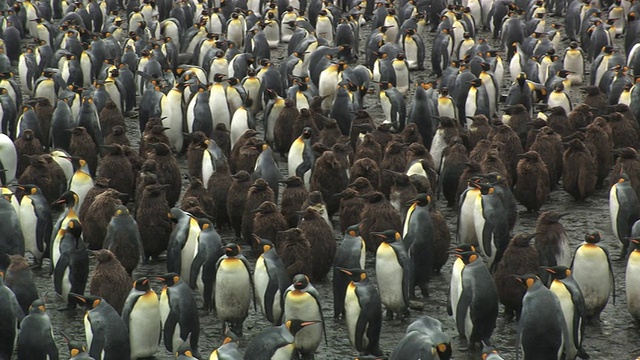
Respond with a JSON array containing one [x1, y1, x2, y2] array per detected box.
[[344, 285, 361, 348], [376, 249, 405, 313], [180, 224, 200, 281], [610, 186, 621, 240], [458, 191, 479, 245], [550, 281, 578, 359], [572, 250, 612, 313], [271, 344, 296, 360], [129, 296, 161, 359], [19, 199, 39, 260], [215, 263, 252, 320], [284, 292, 323, 352], [627, 254, 640, 319], [404, 41, 419, 69], [254, 257, 270, 318], [450, 259, 463, 322]]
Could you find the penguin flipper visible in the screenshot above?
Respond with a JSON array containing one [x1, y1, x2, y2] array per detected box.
[[189, 252, 206, 289], [455, 284, 472, 338], [481, 221, 494, 258], [53, 255, 69, 295], [163, 307, 179, 352], [602, 246, 616, 304], [264, 273, 279, 323], [395, 244, 412, 309], [241, 255, 257, 311], [87, 319, 107, 358]]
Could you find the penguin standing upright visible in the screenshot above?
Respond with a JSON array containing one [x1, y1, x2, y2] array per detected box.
[[626, 238, 640, 321], [122, 277, 161, 360], [16, 299, 58, 360], [166, 208, 201, 283], [253, 236, 288, 325], [4, 255, 38, 315], [571, 231, 615, 322], [103, 205, 142, 276], [288, 127, 314, 188], [189, 218, 223, 312], [373, 230, 410, 319], [609, 173, 640, 258], [543, 266, 589, 360], [454, 251, 499, 348], [53, 219, 88, 310], [515, 274, 568, 360], [472, 182, 510, 270], [156, 273, 200, 357], [214, 243, 254, 336], [71, 293, 131, 360], [403, 194, 435, 298], [16, 184, 52, 268], [338, 267, 383, 357], [283, 274, 326, 359], [333, 223, 366, 319]]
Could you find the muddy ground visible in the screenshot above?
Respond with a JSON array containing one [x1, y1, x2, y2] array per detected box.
[[19, 8, 640, 360]]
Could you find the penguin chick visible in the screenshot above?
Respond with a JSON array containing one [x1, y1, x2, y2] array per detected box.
[[298, 207, 336, 282], [515, 151, 550, 212], [310, 150, 349, 218], [103, 205, 142, 276], [89, 249, 133, 314], [136, 184, 172, 261], [104, 125, 131, 146], [493, 233, 540, 321], [227, 171, 252, 242], [350, 158, 381, 191], [4, 254, 38, 315], [562, 139, 596, 200], [277, 228, 313, 281], [279, 176, 309, 228], [14, 129, 43, 178], [83, 188, 124, 250], [70, 127, 99, 177], [359, 191, 403, 253], [242, 179, 275, 244], [252, 201, 288, 245], [97, 144, 135, 198]]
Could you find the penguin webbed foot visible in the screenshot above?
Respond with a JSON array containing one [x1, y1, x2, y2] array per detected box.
[[577, 346, 590, 359]]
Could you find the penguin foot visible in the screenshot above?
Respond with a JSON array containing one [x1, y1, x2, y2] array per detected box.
[[385, 310, 394, 320], [577, 347, 591, 359]]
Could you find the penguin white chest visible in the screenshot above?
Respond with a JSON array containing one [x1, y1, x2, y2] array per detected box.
[[609, 185, 622, 240], [627, 253, 640, 319], [344, 284, 361, 348], [550, 280, 578, 358], [180, 222, 200, 284], [253, 257, 270, 313], [129, 293, 161, 359], [215, 258, 252, 319], [403, 38, 419, 69], [271, 343, 296, 360], [19, 196, 39, 260], [284, 291, 323, 352], [465, 87, 478, 117], [450, 259, 464, 321], [230, 108, 250, 147], [572, 246, 612, 313], [458, 189, 479, 245], [375, 244, 405, 313]]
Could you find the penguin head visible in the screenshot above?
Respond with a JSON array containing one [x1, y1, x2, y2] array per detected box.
[[223, 243, 242, 257], [584, 231, 601, 244], [406, 193, 430, 207], [16, 184, 38, 196], [253, 235, 275, 253], [175, 337, 194, 357], [301, 127, 313, 139], [453, 250, 480, 265], [630, 237, 640, 252], [513, 274, 540, 288], [71, 293, 103, 310], [511, 233, 538, 247], [541, 265, 571, 280], [231, 170, 251, 182], [53, 190, 80, 207], [155, 273, 181, 286], [370, 230, 401, 244], [133, 277, 151, 292], [28, 298, 46, 315], [468, 78, 483, 87], [252, 201, 278, 215], [357, 190, 384, 203], [538, 210, 569, 224], [61, 332, 88, 358], [92, 249, 117, 264], [292, 274, 310, 290], [338, 267, 367, 282], [286, 319, 319, 335], [516, 151, 541, 162], [113, 205, 129, 218]]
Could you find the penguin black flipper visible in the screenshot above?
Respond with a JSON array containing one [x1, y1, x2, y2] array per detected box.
[[567, 282, 586, 353], [163, 304, 179, 352], [355, 285, 380, 353], [309, 287, 328, 344], [394, 243, 412, 310], [240, 255, 257, 311], [53, 254, 69, 295], [455, 285, 472, 337], [602, 246, 616, 304], [481, 219, 495, 258], [295, 152, 313, 180], [189, 251, 207, 289], [87, 319, 107, 358], [263, 269, 280, 323]]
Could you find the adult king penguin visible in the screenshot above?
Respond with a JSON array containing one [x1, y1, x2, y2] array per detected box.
[[453, 251, 499, 349], [515, 274, 569, 360], [571, 231, 615, 322], [214, 243, 254, 337], [283, 274, 326, 359], [338, 267, 383, 357], [253, 236, 289, 325], [333, 222, 366, 319], [542, 266, 589, 360], [373, 230, 410, 319], [122, 277, 161, 360], [609, 172, 640, 258]]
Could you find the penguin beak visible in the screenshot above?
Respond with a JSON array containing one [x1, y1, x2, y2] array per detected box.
[[370, 232, 385, 239], [337, 267, 352, 276], [70, 293, 86, 304]]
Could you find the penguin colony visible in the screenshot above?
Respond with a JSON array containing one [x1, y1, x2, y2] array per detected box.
[[1, 0, 640, 359]]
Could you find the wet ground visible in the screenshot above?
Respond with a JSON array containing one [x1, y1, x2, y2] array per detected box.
[[15, 7, 640, 360]]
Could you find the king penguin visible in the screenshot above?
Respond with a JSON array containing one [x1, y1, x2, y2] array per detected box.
[[243, 320, 318, 360], [53, 219, 88, 310], [338, 267, 383, 357], [403, 193, 436, 298], [16, 184, 52, 268], [0, 270, 23, 359], [609, 172, 640, 258], [542, 266, 589, 360], [156, 273, 201, 358], [372, 230, 410, 319], [71, 293, 131, 360], [254, 236, 289, 325], [453, 250, 499, 349], [122, 277, 161, 360], [571, 231, 615, 322], [190, 218, 224, 312], [626, 237, 640, 321], [288, 127, 314, 188], [214, 243, 254, 337], [333, 222, 366, 319], [16, 299, 58, 360], [515, 274, 568, 360], [283, 274, 327, 359]]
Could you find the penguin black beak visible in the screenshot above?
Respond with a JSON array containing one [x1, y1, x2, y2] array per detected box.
[[370, 232, 386, 239], [69, 293, 86, 304], [337, 267, 352, 276]]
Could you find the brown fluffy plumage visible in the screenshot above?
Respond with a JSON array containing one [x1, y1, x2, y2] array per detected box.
[[14, 129, 43, 178], [609, 112, 639, 149], [139, 121, 171, 158], [99, 99, 126, 141], [583, 120, 612, 188], [208, 161, 233, 230], [515, 151, 550, 212], [185, 131, 208, 179], [431, 210, 451, 274], [242, 179, 275, 243], [530, 127, 563, 189], [568, 104, 594, 133], [493, 234, 539, 320], [277, 228, 313, 281], [280, 176, 309, 228], [298, 207, 336, 281], [359, 191, 402, 252], [350, 158, 380, 191], [89, 249, 132, 314], [97, 144, 134, 198], [79, 177, 110, 220], [546, 106, 572, 138], [336, 187, 364, 233], [318, 117, 342, 149], [274, 99, 299, 157], [103, 206, 141, 275], [467, 115, 491, 149], [355, 133, 383, 164], [310, 150, 349, 218], [83, 189, 123, 249], [388, 171, 418, 220], [227, 171, 252, 240], [491, 125, 524, 183], [562, 139, 597, 200], [104, 125, 130, 146], [609, 147, 640, 195], [70, 126, 99, 176], [18, 155, 64, 204], [147, 142, 181, 206], [136, 184, 172, 260], [252, 201, 288, 245], [183, 176, 215, 218], [480, 149, 510, 187], [535, 211, 571, 269], [379, 141, 408, 198], [229, 129, 259, 174]]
